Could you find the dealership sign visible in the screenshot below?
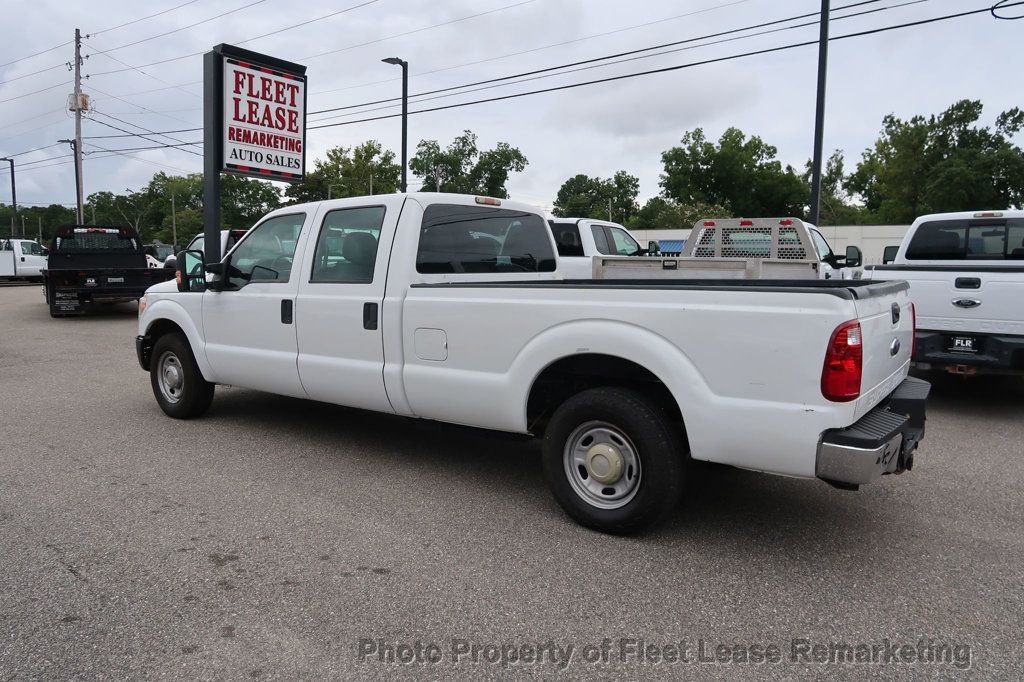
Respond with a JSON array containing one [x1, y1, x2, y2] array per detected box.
[[208, 44, 307, 183]]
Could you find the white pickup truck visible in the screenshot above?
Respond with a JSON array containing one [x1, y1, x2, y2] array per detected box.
[[865, 210, 1024, 376], [136, 193, 929, 534], [547, 218, 646, 278], [0, 238, 48, 281]]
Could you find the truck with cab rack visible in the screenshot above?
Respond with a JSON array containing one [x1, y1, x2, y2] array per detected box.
[[865, 210, 1024, 376], [136, 193, 929, 534]]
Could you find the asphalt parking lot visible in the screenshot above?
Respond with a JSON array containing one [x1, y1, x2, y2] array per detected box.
[[1, 284, 1022, 679]]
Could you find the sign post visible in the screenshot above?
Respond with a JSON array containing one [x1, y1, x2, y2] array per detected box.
[[202, 44, 307, 266]]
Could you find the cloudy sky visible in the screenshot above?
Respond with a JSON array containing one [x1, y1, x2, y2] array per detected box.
[[1, 0, 1021, 213]]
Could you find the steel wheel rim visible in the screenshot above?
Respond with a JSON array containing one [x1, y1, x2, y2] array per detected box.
[[563, 420, 642, 510], [157, 350, 184, 404]]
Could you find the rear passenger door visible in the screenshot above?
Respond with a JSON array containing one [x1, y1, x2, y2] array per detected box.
[[295, 201, 398, 413]]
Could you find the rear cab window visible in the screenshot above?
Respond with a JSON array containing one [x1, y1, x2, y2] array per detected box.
[[55, 228, 139, 252], [417, 204, 556, 274], [906, 219, 1024, 260]]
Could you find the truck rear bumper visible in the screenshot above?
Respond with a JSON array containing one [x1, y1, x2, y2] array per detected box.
[[914, 330, 1024, 373], [816, 377, 930, 487]]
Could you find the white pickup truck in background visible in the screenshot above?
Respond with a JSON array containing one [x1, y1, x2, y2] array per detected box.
[[0, 238, 48, 281], [547, 218, 645, 278], [865, 210, 1024, 376], [137, 193, 928, 534]]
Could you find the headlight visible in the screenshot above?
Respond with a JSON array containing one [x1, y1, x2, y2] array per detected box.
[[138, 295, 147, 317]]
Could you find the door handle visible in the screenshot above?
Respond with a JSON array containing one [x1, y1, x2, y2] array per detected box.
[[955, 277, 981, 289], [281, 299, 293, 324], [363, 302, 378, 330]]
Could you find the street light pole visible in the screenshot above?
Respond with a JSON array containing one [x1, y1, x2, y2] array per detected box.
[[0, 157, 15, 234], [382, 57, 408, 193]]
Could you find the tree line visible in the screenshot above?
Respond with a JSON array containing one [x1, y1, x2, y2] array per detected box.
[[2, 98, 1020, 243]]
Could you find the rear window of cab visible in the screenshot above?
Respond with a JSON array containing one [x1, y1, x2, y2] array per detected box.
[[906, 219, 1024, 260]]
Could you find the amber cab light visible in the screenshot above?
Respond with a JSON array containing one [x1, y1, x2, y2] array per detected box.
[[822, 320, 863, 402]]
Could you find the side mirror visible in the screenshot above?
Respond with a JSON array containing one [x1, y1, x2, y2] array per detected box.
[[844, 245, 862, 268], [175, 249, 206, 292], [882, 245, 898, 264], [648, 240, 660, 256]]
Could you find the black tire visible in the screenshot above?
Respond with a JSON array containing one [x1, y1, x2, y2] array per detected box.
[[150, 333, 214, 419], [542, 386, 687, 535]]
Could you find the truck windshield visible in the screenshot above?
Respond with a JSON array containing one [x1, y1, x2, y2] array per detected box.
[[55, 229, 139, 252], [905, 219, 1024, 260]]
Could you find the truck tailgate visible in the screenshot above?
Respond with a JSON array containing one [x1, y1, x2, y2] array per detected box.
[[882, 268, 1024, 336], [853, 286, 914, 418]]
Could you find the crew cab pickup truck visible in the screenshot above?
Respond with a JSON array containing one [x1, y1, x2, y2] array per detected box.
[[136, 193, 929, 534], [42, 226, 173, 317], [865, 210, 1024, 375], [1, 238, 48, 281], [548, 218, 645, 278]]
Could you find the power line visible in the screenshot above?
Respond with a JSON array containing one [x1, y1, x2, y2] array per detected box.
[[89, 0, 203, 37], [92, 111, 203, 152], [84, 41, 202, 101], [301, 0, 541, 61], [309, 0, 897, 121], [87, 0, 268, 70], [86, 84, 197, 128], [0, 80, 72, 106], [0, 0, 200, 71], [310, 3, 1020, 130], [85, 140, 203, 153], [0, 142, 65, 158], [85, 116, 204, 156], [0, 62, 68, 87], [87, 0, 537, 77], [84, 142, 195, 173]]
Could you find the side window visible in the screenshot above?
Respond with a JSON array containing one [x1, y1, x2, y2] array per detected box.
[[608, 227, 640, 256], [417, 204, 555, 274], [225, 213, 305, 289], [20, 242, 34, 255], [549, 223, 584, 257], [591, 225, 611, 255], [190, 236, 205, 253], [310, 206, 386, 283], [810, 229, 833, 261]]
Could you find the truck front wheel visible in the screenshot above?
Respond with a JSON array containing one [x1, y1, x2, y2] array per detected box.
[[542, 386, 686, 534], [150, 333, 214, 419]]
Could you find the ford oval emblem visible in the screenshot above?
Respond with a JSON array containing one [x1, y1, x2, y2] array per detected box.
[[952, 298, 981, 309], [890, 338, 901, 356]]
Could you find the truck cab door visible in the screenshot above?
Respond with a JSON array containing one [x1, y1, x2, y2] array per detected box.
[[294, 201, 398, 413], [809, 227, 840, 279], [18, 241, 48, 277], [202, 212, 310, 398]]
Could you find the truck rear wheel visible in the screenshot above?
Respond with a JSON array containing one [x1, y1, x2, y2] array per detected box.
[[150, 333, 214, 419], [542, 386, 686, 534]]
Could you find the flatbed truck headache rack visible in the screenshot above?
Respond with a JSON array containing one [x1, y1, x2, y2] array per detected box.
[[42, 225, 174, 317]]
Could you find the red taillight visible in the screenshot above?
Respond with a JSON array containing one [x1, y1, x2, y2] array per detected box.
[[822, 320, 862, 402], [703, 220, 716, 226], [780, 219, 793, 226], [910, 303, 916, 359]]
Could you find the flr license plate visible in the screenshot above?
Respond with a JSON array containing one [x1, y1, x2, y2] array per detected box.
[[947, 336, 979, 353]]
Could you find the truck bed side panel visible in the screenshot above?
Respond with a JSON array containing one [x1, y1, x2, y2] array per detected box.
[[399, 285, 864, 478]]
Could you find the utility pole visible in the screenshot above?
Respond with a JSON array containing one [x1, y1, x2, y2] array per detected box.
[[37, 216, 42, 242], [369, 174, 373, 196], [67, 29, 86, 224], [608, 198, 612, 221], [91, 203, 96, 224], [808, 0, 830, 226], [20, 215, 26, 237], [0, 157, 15, 233], [171, 191, 177, 248]]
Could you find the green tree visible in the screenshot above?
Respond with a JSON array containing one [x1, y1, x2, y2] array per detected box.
[[552, 171, 639, 222], [284, 140, 401, 203], [660, 127, 807, 217], [409, 130, 527, 198], [846, 99, 1024, 223], [629, 197, 732, 229], [801, 150, 871, 225]]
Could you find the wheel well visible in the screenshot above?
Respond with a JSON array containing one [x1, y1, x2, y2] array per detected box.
[[140, 319, 187, 370], [526, 354, 683, 436]]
